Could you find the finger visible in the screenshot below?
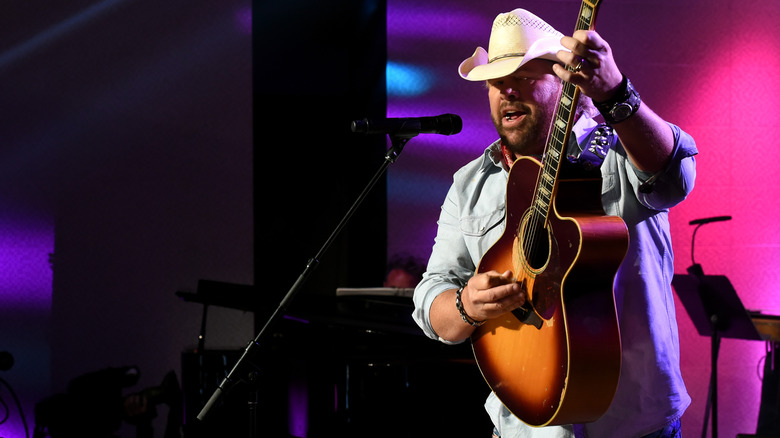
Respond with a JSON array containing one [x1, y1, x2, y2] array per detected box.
[[479, 283, 526, 314], [573, 56, 587, 73], [561, 35, 592, 61], [497, 270, 515, 282], [556, 49, 579, 69], [478, 270, 515, 288], [474, 280, 524, 305], [552, 62, 578, 83], [494, 290, 526, 311], [562, 33, 606, 65], [571, 30, 605, 50]]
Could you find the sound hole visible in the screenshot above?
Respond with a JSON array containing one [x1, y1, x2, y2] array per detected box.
[[521, 215, 550, 272]]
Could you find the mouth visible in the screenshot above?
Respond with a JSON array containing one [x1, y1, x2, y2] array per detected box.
[[504, 111, 521, 121], [501, 109, 526, 126]]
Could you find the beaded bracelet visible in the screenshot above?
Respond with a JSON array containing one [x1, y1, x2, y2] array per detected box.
[[455, 286, 485, 327]]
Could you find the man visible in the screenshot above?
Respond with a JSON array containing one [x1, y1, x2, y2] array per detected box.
[[384, 253, 425, 288], [412, 8, 697, 438]]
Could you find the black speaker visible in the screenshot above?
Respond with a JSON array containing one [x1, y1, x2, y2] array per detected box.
[[757, 341, 780, 436]]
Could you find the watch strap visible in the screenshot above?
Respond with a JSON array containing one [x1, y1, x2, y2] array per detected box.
[[594, 75, 641, 124]]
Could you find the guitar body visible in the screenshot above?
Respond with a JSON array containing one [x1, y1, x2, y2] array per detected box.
[[472, 156, 627, 426]]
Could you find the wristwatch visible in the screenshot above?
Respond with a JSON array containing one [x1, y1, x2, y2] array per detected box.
[[595, 75, 641, 125]]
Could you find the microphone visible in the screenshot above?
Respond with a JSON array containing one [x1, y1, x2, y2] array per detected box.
[[351, 114, 462, 136], [689, 215, 732, 225]]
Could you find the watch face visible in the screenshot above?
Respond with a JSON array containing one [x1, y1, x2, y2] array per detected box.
[[611, 103, 633, 121]]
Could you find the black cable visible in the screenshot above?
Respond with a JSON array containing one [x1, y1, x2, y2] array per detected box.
[[0, 377, 29, 438]]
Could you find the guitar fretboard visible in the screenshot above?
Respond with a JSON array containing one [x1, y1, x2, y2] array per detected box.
[[532, 0, 601, 225]]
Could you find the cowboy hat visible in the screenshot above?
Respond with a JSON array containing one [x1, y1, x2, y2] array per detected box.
[[459, 9, 565, 81]]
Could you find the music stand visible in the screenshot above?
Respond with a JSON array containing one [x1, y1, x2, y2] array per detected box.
[[672, 274, 763, 438]]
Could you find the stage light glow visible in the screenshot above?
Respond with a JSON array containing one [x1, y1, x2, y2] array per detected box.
[[0, 0, 130, 70], [0, 209, 53, 438], [386, 61, 433, 97], [234, 6, 252, 35], [0, 213, 53, 313]]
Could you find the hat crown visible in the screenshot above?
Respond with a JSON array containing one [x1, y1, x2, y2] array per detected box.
[[458, 9, 565, 81], [488, 9, 563, 63]]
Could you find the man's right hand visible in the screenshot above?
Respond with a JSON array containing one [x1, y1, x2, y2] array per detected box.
[[430, 270, 526, 342], [461, 270, 526, 322]]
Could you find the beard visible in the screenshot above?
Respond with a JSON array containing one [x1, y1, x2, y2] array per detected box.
[[492, 104, 554, 158]]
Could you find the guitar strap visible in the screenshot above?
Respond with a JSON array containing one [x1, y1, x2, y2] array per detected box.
[[498, 123, 617, 172], [568, 123, 617, 170]]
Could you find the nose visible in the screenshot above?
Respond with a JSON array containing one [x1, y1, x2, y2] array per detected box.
[[503, 86, 520, 100]]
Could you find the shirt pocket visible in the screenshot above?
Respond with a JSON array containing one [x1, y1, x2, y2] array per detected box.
[[460, 205, 506, 237], [460, 206, 507, 265]]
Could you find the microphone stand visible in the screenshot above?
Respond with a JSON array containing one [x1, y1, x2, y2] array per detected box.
[[688, 216, 731, 438], [196, 133, 415, 437]]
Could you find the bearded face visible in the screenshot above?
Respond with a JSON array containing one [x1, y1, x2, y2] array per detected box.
[[487, 60, 562, 158], [491, 100, 554, 157]]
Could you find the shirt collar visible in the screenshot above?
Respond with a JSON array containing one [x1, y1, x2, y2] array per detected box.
[[483, 114, 599, 172]]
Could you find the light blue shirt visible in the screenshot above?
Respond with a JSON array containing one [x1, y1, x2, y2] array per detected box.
[[412, 116, 697, 438]]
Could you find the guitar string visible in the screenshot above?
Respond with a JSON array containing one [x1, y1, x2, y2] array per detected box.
[[521, 3, 592, 279]]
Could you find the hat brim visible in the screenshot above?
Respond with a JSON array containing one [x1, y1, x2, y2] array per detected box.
[[458, 36, 566, 81]]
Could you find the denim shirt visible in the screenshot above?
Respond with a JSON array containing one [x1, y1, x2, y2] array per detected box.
[[412, 116, 698, 438]]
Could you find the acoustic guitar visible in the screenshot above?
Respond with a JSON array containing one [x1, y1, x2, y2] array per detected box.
[[471, 0, 628, 427]]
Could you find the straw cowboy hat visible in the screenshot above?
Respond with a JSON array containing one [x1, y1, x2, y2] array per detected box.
[[459, 9, 566, 81]]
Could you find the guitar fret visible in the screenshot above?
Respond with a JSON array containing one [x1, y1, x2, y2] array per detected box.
[[578, 8, 593, 28], [534, 197, 548, 213], [578, 1, 596, 31], [542, 169, 555, 185]]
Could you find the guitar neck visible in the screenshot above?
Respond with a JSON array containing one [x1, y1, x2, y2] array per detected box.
[[533, 0, 602, 225]]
